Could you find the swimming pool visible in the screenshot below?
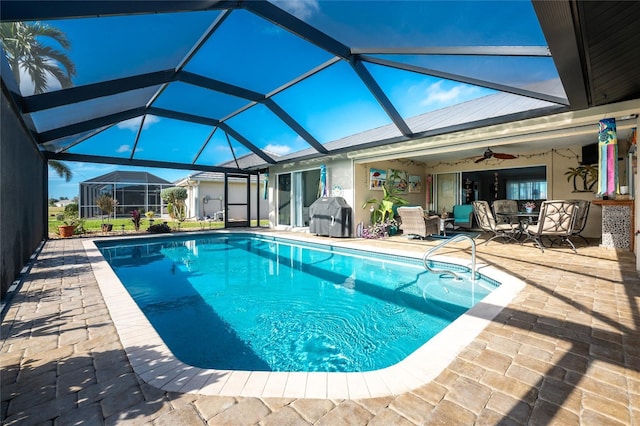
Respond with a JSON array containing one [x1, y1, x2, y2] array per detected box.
[[97, 233, 496, 372], [85, 231, 525, 398]]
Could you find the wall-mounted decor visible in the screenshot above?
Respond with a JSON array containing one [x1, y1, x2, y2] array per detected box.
[[388, 169, 408, 193], [598, 117, 618, 197], [408, 175, 422, 193], [369, 168, 386, 190]]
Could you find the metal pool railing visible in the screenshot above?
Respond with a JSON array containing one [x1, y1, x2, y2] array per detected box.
[[422, 234, 478, 282]]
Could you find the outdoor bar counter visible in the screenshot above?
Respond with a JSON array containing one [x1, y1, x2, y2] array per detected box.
[[592, 198, 635, 251]]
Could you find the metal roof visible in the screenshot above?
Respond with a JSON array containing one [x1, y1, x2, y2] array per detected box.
[[80, 170, 171, 184], [2, 1, 639, 173]]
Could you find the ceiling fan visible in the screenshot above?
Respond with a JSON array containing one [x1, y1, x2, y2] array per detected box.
[[474, 147, 517, 163]]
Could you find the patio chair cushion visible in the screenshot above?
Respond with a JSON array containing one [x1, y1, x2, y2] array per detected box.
[[453, 204, 474, 229]]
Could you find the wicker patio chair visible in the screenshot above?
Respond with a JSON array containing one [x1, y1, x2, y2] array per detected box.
[[397, 206, 440, 239]]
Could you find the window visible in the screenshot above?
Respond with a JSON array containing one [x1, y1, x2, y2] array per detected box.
[[462, 166, 546, 203], [506, 180, 547, 200]]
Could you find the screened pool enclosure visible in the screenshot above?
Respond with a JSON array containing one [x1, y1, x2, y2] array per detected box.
[[79, 171, 172, 218]]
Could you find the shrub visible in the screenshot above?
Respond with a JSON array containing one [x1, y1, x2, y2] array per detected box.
[[95, 194, 118, 222], [64, 203, 78, 216], [148, 223, 172, 234], [160, 187, 187, 222], [131, 209, 142, 231]]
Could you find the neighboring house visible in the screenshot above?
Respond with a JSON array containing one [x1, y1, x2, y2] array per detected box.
[[54, 199, 74, 208], [79, 171, 173, 218], [174, 171, 268, 222]]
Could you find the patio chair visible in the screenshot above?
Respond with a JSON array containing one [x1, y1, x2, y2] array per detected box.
[[397, 206, 440, 239], [452, 204, 474, 229], [472, 200, 519, 245], [492, 199, 518, 224], [568, 199, 591, 245], [522, 200, 578, 253]]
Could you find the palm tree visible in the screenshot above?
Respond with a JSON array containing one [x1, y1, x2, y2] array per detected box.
[[49, 160, 72, 182], [0, 21, 76, 94], [1, 22, 76, 180]]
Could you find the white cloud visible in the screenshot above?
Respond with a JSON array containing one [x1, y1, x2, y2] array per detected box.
[[117, 115, 160, 132], [263, 144, 291, 156], [419, 81, 479, 107], [116, 145, 130, 153], [271, 0, 319, 20]]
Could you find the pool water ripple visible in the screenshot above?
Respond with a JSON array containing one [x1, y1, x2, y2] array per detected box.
[[97, 234, 496, 372]]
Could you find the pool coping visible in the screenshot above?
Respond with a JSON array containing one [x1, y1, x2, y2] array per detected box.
[[83, 230, 525, 399]]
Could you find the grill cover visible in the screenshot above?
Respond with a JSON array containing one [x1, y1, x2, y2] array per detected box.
[[309, 197, 353, 237]]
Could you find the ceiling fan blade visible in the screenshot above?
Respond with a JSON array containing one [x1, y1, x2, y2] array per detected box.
[[474, 157, 488, 163], [493, 153, 517, 159]]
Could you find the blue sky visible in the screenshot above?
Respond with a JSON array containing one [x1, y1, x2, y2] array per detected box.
[[32, 1, 555, 199]]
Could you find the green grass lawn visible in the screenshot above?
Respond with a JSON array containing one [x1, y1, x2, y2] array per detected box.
[[48, 206, 268, 236], [49, 216, 226, 235]]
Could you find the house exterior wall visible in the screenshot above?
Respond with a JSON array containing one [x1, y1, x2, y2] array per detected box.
[[267, 157, 354, 229], [184, 180, 268, 221], [265, 142, 638, 240], [423, 146, 606, 239], [1, 87, 46, 297]]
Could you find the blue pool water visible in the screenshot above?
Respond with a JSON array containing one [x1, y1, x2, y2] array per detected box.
[[97, 233, 497, 372]]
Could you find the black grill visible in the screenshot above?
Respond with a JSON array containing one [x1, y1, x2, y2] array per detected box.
[[309, 197, 353, 238]]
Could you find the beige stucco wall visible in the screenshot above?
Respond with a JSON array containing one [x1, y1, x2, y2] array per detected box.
[[422, 145, 629, 239], [266, 134, 638, 241], [354, 159, 428, 227]]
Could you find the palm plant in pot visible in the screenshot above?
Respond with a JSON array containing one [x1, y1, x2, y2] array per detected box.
[[361, 184, 408, 238], [56, 213, 78, 238], [95, 194, 118, 232]]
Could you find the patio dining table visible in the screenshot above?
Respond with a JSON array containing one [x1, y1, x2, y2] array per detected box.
[[496, 211, 539, 239]]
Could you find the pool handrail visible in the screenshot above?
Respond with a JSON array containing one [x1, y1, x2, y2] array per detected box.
[[422, 234, 478, 281]]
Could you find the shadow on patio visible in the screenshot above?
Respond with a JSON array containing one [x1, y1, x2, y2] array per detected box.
[[1, 233, 638, 424]]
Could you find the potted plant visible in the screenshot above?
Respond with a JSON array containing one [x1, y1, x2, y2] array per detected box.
[[56, 213, 78, 238], [361, 184, 408, 238], [95, 194, 118, 232], [360, 218, 400, 239], [522, 201, 536, 213]]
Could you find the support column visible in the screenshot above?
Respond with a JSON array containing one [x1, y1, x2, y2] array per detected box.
[[592, 199, 635, 251]]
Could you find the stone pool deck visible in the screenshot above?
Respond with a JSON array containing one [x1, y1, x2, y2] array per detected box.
[[1, 232, 639, 425]]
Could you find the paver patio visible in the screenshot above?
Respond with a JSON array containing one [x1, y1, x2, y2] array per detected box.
[[1, 232, 639, 425]]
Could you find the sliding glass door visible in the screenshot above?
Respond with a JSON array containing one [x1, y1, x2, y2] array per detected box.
[[277, 174, 292, 226], [277, 169, 321, 227], [435, 172, 461, 215]]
